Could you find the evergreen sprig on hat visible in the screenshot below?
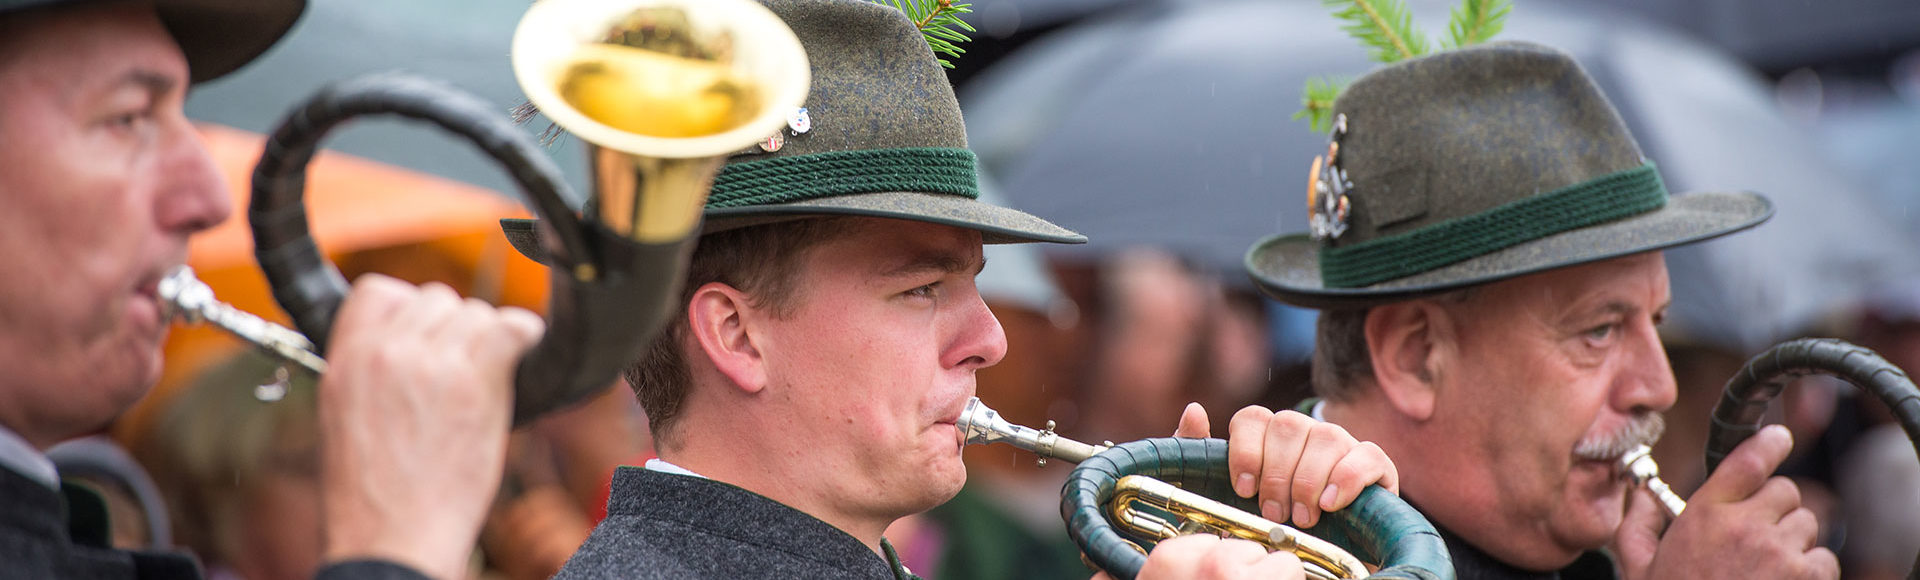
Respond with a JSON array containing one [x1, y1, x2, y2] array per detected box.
[[1294, 0, 1512, 132], [874, 0, 975, 68]]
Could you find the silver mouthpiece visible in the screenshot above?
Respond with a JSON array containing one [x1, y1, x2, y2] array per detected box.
[[957, 397, 1106, 466], [1620, 444, 1686, 517], [157, 266, 329, 375]]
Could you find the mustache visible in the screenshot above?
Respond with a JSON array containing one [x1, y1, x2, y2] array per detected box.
[[1573, 413, 1666, 461]]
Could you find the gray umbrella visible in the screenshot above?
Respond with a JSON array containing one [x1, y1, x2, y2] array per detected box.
[[185, 0, 584, 201], [961, 0, 1920, 354]]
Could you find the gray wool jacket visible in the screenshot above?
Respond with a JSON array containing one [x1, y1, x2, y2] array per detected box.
[[556, 467, 919, 579]]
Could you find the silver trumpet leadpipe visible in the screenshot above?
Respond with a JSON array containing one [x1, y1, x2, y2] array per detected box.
[[957, 396, 1108, 466], [1620, 444, 1686, 518], [156, 265, 328, 375]]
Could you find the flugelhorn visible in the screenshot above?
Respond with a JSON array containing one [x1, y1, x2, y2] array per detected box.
[[958, 398, 1455, 580], [204, 0, 808, 423]]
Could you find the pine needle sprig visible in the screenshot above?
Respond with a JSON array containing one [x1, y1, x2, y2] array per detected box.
[[1292, 77, 1349, 134], [1444, 0, 1512, 49], [1323, 0, 1429, 63], [1295, 0, 1516, 132], [879, 0, 976, 68]]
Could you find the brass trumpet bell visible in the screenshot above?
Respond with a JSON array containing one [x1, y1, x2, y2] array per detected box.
[[512, 0, 810, 247]]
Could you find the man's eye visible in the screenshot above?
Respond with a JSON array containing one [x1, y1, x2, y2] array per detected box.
[[1585, 324, 1616, 342], [105, 110, 152, 132], [904, 283, 938, 299]]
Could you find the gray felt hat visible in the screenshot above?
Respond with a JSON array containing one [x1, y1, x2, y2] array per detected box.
[[1246, 42, 1771, 310], [0, 0, 305, 84], [501, 0, 1084, 262]]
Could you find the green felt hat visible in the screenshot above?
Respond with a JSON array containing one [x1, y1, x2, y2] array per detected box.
[[0, 0, 305, 84], [1246, 42, 1771, 310], [502, 0, 1083, 262]]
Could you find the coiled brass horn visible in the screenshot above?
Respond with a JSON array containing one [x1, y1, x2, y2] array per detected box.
[[166, 0, 809, 424], [958, 398, 1455, 580]]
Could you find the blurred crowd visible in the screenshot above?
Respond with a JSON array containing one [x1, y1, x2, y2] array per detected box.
[[78, 0, 1920, 579]]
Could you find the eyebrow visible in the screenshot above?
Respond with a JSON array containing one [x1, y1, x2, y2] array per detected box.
[[94, 69, 177, 102], [877, 252, 987, 279]]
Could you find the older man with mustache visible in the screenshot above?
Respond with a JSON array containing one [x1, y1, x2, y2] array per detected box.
[[1241, 42, 1838, 580]]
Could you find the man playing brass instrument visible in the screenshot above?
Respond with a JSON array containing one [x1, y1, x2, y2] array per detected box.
[[0, 0, 543, 578], [504, 1, 1401, 578], [1244, 42, 1838, 579]]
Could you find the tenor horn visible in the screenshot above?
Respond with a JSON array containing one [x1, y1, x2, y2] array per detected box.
[[171, 0, 809, 424], [957, 398, 1455, 580]]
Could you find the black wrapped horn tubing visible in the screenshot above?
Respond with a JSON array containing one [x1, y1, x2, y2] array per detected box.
[[249, 72, 685, 424], [1706, 338, 1920, 474], [249, 72, 589, 352], [1062, 437, 1454, 580], [1704, 338, 1920, 580]]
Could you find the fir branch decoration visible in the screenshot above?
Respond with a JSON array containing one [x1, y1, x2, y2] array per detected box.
[[1293, 77, 1348, 134], [1294, 0, 1514, 131], [1444, 0, 1512, 49], [1323, 0, 1429, 64], [876, 0, 976, 68]]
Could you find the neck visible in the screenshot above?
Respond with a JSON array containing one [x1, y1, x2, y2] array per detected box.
[[668, 402, 893, 555]]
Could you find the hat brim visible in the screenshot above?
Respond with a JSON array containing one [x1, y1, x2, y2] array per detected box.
[[0, 0, 301, 84], [502, 191, 1084, 264], [1245, 191, 1773, 310], [155, 0, 305, 83]]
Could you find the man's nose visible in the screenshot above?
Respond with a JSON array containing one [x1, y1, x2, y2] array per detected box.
[[1614, 318, 1678, 414], [946, 292, 1009, 371], [153, 122, 232, 235]]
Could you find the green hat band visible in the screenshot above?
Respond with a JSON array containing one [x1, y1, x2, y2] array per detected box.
[[708, 146, 980, 208], [1319, 162, 1669, 288]]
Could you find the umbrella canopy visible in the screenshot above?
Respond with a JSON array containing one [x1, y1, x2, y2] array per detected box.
[[184, 0, 579, 199], [962, 0, 1920, 354]]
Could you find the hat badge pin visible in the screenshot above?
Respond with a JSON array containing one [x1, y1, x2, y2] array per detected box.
[[747, 107, 811, 153], [1307, 114, 1352, 240]]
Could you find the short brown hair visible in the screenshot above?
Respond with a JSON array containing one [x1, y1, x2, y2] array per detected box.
[[627, 217, 855, 448], [1310, 289, 1477, 402]]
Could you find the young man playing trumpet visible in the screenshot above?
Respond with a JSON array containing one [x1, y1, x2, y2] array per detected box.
[[501, 1, 1398, 578]]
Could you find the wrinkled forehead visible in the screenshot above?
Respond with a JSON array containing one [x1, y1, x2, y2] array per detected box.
[[1460, 252, 1672, 324]]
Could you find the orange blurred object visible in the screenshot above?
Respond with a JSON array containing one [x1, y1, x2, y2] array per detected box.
[[115, 123, 555, 441]]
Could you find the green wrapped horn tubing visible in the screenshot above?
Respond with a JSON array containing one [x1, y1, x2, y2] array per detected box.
[[1061, 437, 1454, 580]]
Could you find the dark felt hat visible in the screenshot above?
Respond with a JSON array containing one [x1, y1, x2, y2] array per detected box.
[[0, 0, 305, 84], [1246, 42, 1771, 310], [501, 0, 1083, 262]]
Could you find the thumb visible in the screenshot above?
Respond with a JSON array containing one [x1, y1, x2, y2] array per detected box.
[[1696, 425, 1792, 504], [1173, 402, 1211, 438], [1611, 487, 1665, 580]]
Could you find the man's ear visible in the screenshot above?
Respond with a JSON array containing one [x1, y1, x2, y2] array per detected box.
[[1364, 301, 1451, 421], [687, 282, 768, 394]]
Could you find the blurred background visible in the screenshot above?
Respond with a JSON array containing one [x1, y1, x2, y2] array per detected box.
[[103, 0, 1920, 578]]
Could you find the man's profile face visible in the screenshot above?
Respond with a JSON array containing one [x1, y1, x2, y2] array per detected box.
[[751, 217, 1004, 519], [0, 0, 230, 447], [1416, 252, 1676, 569]]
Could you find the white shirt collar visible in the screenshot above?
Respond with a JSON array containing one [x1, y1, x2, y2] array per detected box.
[[0, 423, 58, 490], [1309, 399, 1328, 421], [644, 457, 706, 479]]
